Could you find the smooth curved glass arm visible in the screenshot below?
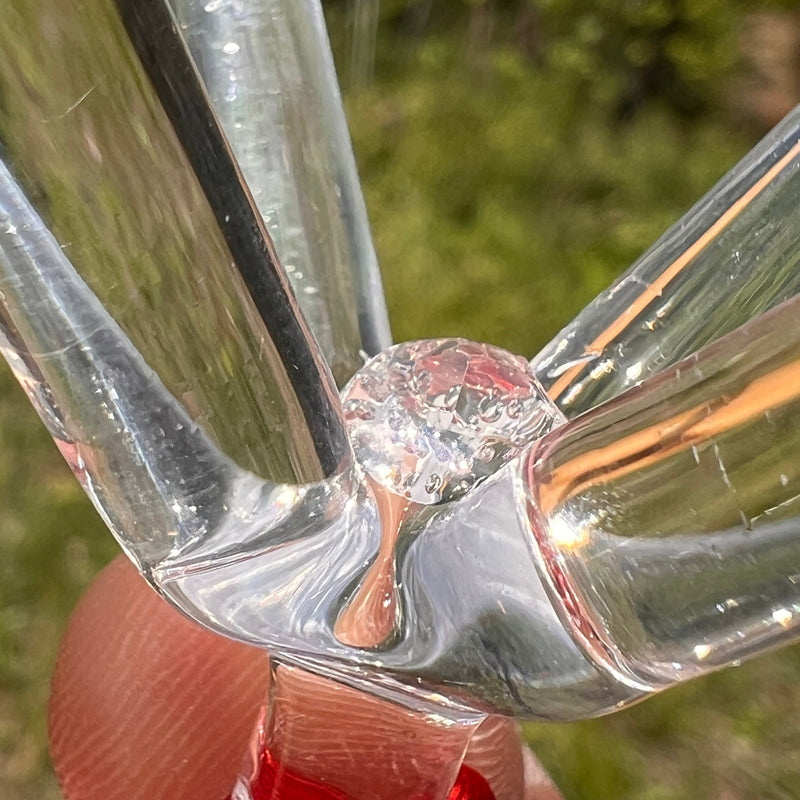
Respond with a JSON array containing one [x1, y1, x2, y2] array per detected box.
[[0, 153, 356, 574], [0, 0, 348, 484], [171, 0, 392, 384], [0, 0, 619, 722], [533, 105, 800, 417], [159, 454, 647, 720], [526, 293, 800, 688]]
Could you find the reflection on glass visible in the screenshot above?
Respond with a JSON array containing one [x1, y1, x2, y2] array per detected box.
[[527, 294, 800, 688], [3, 0, 800, 742], [534, 106, 800, 417], [0, 0, 347, 484], [231, 660, 484, 800], [172, 0, 391, 384]]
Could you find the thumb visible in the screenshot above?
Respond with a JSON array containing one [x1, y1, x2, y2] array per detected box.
[[49, 556, 269, 800]]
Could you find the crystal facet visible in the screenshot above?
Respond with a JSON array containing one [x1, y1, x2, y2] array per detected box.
[[342, 339, 561, 504]]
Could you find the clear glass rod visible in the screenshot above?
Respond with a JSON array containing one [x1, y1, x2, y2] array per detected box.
[[527, 292, 800, 689]]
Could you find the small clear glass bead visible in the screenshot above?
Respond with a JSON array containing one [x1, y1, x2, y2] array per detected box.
[[341, 338, 563, 504]]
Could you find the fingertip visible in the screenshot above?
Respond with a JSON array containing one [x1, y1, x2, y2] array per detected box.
[[49, 556, 269, 800], [464, 716, 564, 800]]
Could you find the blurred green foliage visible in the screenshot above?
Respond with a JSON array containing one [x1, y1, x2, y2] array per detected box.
[[326, 0, 757, 355], [3, 1, 800, 799]]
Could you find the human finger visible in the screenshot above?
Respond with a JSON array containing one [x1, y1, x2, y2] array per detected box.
[[49, 556, 562, 800], [49, 556, 269, 800]]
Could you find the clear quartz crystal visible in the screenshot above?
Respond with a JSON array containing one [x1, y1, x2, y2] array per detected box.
[[342, 339, 563, 504]]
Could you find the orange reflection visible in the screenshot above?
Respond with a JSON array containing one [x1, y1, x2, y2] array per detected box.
[[539, 355, 800, 514], [548, 141, 800, 402]]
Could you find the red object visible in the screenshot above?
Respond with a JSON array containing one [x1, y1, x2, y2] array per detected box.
[[445, 765, 496, 800], [236, 746, 496, 800], [249, 747, 350, 800]]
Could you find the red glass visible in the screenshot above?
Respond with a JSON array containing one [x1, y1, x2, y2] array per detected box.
[[444, 765, 496, 800], [242, 746, 496, 800]]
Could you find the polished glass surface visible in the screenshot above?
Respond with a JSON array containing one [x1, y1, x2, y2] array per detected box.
[[172, 0, 391, 384], [527, 294, 800, 687], [0, 0, 348, 485], [3, 0, 800, 728], [534, 105, 800, 417]]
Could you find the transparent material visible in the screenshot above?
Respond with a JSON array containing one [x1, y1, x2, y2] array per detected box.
[[230, 661, 484, 800], [342, 339, 562, 505], [0, 0, 348, 486], [0, 156, 351, 572], [533, 105, 800, 417], [3, 0, 800, 733], [171, 0, 391, 384], [0, 0, 630, 721], [159, 457, 644, 719], [527, 293, 800, 687]]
